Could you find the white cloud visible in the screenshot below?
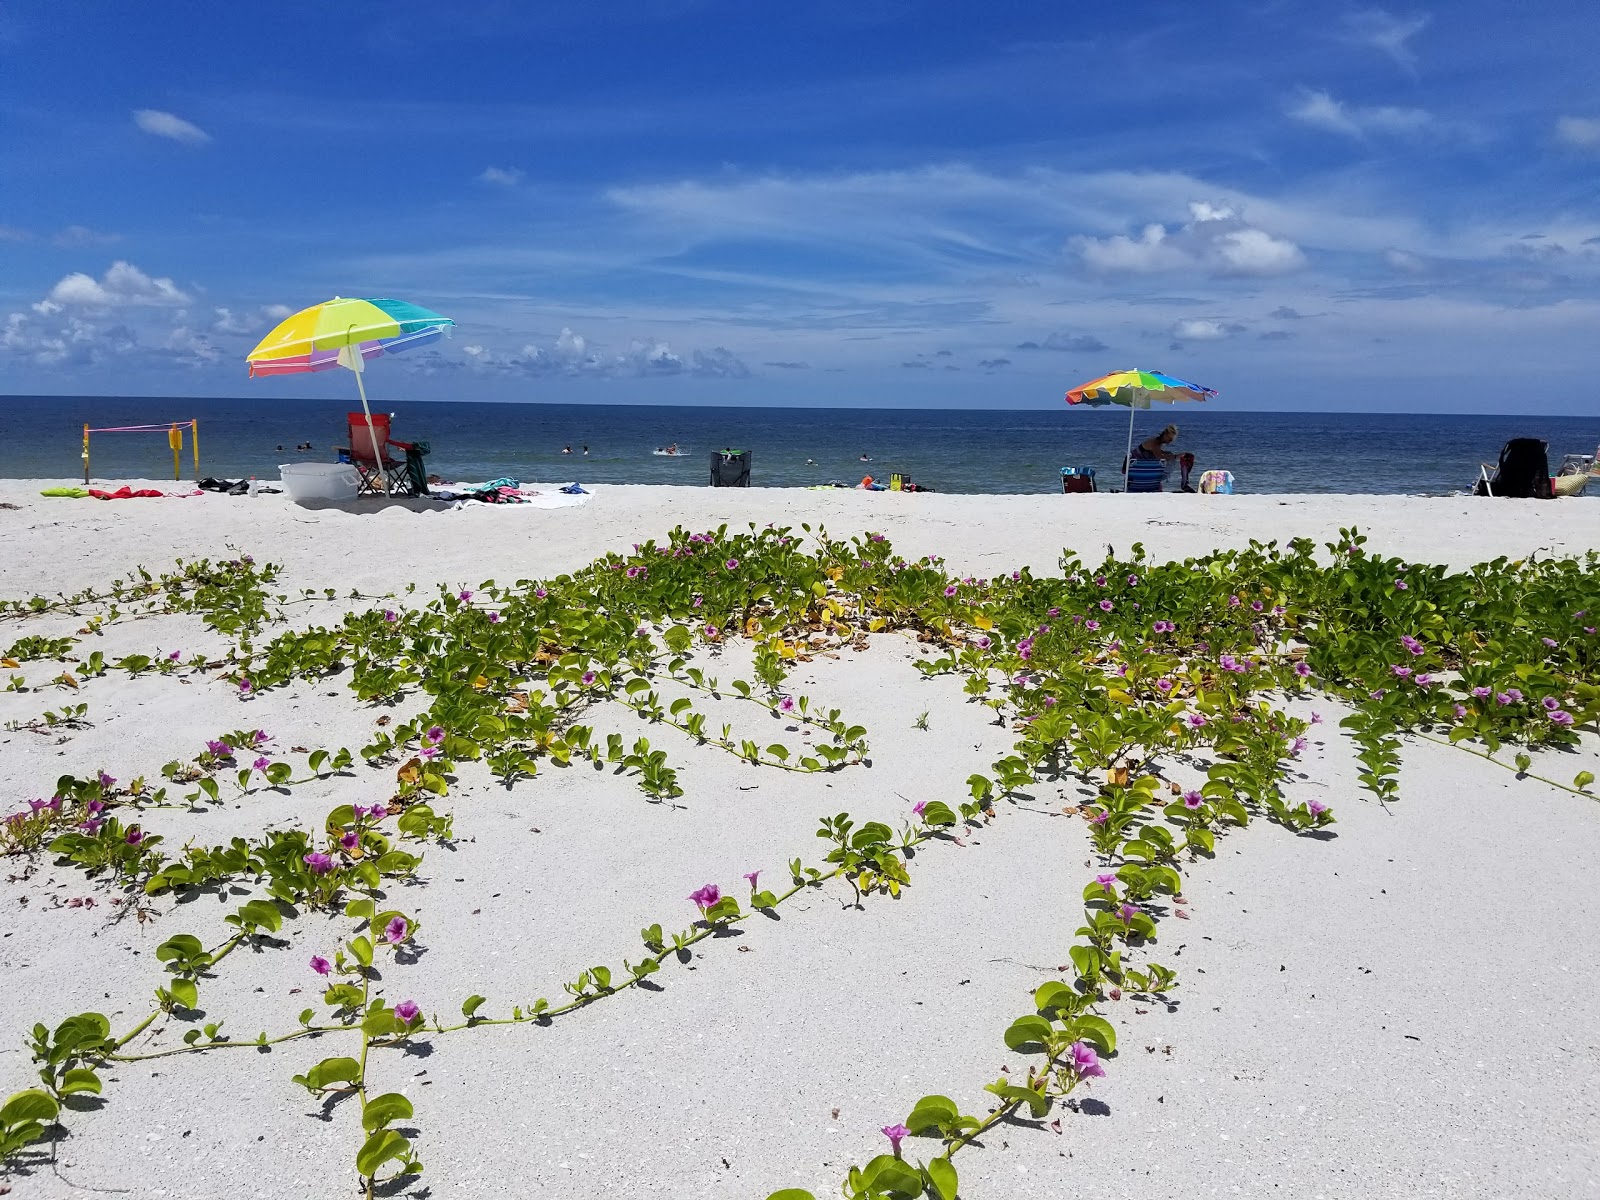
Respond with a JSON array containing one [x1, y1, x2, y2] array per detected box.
[[0, 224, 30, 242], [1385, 248, 1428, 274], [691, 346, 750, 378], [212, 303, 297, 336], [1287, 88, 1432, 138], [1073, 201, 1306, 277], [46, 261, 191, 308], [1170, 318, 1242, 341], [1555, 116, 1600, 150], [478, 166, 525, 186], [133, 109, 211, 144], [262, 303, 294, 321], [1343, 9, 1430, 69]]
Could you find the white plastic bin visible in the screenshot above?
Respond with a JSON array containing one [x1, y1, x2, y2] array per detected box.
[[279, 462, 361, 504]]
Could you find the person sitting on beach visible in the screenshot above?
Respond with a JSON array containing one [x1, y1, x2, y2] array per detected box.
[[1134, 425, 1196, 491]]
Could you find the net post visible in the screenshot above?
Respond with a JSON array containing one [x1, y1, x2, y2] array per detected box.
[[82, 424, 90, 484], [191, 421, 200, 481]]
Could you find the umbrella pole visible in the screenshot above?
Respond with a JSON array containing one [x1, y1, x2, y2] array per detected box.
[[353, 364, 388, 496], [1123, 404, 1135, 492]]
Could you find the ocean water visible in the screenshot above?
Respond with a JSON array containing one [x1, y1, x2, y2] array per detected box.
[[1, 395, 1596, 496]]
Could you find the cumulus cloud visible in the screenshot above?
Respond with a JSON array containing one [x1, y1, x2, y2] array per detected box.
[[1343, 9, 1430, 69], [1555, 116, 1600, 150], [691, 347, 750, 378], [1073, 202, 1306, 277], [133, 109, 210, 144], [478, 166, 525, 186], [1287, 88, 1432, 138], [211, 304, 295, 336], [46, 261, 191, 308], [1016, 332, 1109, 353], [1170, 318, 1245, 342]]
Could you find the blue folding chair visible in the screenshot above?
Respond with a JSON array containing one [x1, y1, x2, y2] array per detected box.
[[1125, 458, 1166, 493]]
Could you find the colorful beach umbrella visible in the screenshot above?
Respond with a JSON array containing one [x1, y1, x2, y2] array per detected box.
[[1064, 369, 1217, 490], [246, 297, 454, 493]]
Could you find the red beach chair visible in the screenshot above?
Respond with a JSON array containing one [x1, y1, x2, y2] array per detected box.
[[340, 412, 425, 496]]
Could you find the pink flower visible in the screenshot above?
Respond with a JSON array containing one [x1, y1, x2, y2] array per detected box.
[[1291, 736, 1308, 756], [420, 746, 439, 760], [1542, 696, 1561, 710], [689, 883, 721, 911], [370, 804, 388, 821], [394, 1000, 420, 1024], [167, 650, 182, 661], [1018, 637, 1033, 660], [535, 587, 548, 599], [944, 584, 958, 597], [704, 624, 719, 640], [1127, 574, 1139, 586], [488, 611, 501, 623], [1187, 713, 1208, 728], [724, 558, 739, 571], [1308, 799, 1328, 817], [1099, 599, 1113, 612], [253, 756, 271, 772], [1182, 790, 1203, 809], [882, 1123, 910, 1156], [1453, 704, 1467, 718], [384, 916, 408, 944], [340, 831, 359, 851], [1069, 1040, 1105, 1079], [304, 851, 333, 875], [125, 826, 144, 845], [425, 725, 445, 745], [310, 955, 331, 976], [1228, 594, 1241, 608], [777, 695, 796, 713], [1251, 600, 1264, 613], [1047, 606, 1060, 617], [1472, 686, 1492, 698], [98, 771, 116, 789], [975, 635, 991, 650], [1392, 665, 1412, 678], [1085, 619, 1099, 631], [912, 800, 927, 818], [1294, 662, 1312, 677], [581, 670, 597, 686], [1310, 711, 1323, 724], [1088, 809, 1108, 825], [459, 590, 473, 603], [1095, 872, 1117, 894], [1156, 678, 1174, 693], [1394, 579, 1408, 591], [383, 610, 398, 623], [1117, 902, 1139, 922], [743, 871, 761, 890], [1548, 709, 1574, 726], [238, 679, 251, 694]]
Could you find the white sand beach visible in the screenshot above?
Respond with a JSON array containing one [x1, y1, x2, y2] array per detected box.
[[1, 481, 1597, 1200]]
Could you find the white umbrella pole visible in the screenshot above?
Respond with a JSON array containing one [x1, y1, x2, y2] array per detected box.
[[341, 330, 388, 496], [1123, 403, 1136, 491], [352, 357, 387, 496]]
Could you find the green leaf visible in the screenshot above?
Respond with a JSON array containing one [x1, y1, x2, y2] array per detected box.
[[305, 1056, 361, 1090], [57, 1068, 102, 1097], [918, 800, 957, 827], [355, 1128, 412, 1179], [168, 978, 198, 1009], [764, 1192, 818, 1200], [461, 995, 487, 1019], [361, 1092, 414, 1133], [925, 1155, 958, 1200], [0, 1088, 58, 1124], [344, 897, 375, 920], [348, 936, 373, 967], [1515, 752, 1532, 773], [155, 933, 204, 964], [1003, 1014, 1053, 1054], [905, 1094, 958, 1134], [1069, 1014, 1117, 1055], [1575, 771, 1595, 791], [237, 899, 282, 933]]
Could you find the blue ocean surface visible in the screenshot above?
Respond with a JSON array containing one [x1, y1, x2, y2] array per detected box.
[[1, 395, 1596, 496]]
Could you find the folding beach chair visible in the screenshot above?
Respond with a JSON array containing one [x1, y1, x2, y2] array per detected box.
[[1124, 457, 1166, 493], [1474, 438, 1551, 498], [340, 413, 429, 497], [1060, 466, 1096, 493]]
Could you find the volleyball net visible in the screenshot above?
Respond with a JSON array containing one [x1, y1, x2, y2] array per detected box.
[[81, 421, 200, 483]]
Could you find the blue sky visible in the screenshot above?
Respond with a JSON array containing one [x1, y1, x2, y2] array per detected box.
[[2, 0, 1598, 412]]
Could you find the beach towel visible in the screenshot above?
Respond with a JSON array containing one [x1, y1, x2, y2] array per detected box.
[[88, 486, 166, 500], [560, 482, 588, 494], [1199, 470, 1234, 495], [41, 487, 90, 498]]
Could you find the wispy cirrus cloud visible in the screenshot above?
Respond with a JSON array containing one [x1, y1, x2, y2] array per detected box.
[[1342, 8, 1431, 70], [133, 108, 210, 144], [1287, 88, 1432, 138], [1555, 115, 1600, 150]]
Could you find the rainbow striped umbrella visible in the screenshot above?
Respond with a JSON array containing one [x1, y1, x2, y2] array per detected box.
[[246, 297, 454, 493], [1065, 369, 1217, 490]]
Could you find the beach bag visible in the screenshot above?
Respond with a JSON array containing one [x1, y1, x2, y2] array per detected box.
[[1060, 466, 1095, 494], [1199, 470, 1234, 495]]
